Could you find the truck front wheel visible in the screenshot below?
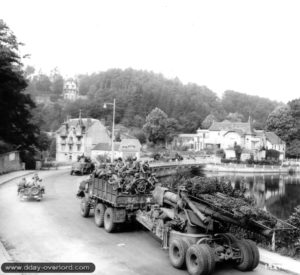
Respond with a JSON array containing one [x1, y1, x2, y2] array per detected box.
[[104, 207, 116, 233], [94, 203, 105, 226], [80, 197, 90, 217]]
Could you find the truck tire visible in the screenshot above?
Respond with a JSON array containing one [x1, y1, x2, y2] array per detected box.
[[199, 244, 215, 275], [234, 240, 253, 271], [224, 233, 239, 244], [104, 207, 116, 233], [186, 244, 210, 275], [94, 203, 105, 226], [80, 197, 90, 217], [244, 239, 260, 270], [169, 238, 189, 269]]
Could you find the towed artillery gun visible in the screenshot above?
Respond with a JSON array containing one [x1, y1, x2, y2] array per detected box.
[[77, 169, 295, 275], [136, 185, 269, 275]]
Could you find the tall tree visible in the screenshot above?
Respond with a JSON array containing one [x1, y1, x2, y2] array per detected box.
[[201, 114, 217, 129], [265, 106, 297, 142], [288, 98, 300, 139], [0, 19, 39, 151], [143, 108, 174, 144]]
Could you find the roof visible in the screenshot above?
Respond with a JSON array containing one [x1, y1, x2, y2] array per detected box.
[[265, 132, 285, 145], [56, 118, 95, 133], [92, 143, 120, 151], [119, 139, 141, 152], [223, 130, 244, 136], [178, 134, 197, 138], [209, 120, 253, 135]]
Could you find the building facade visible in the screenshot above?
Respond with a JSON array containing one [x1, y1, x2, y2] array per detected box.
[[174, 118, 286, 160], [63, 79, 79, 101], [55, 118, 111, 162], [91, 138, 142, 162]]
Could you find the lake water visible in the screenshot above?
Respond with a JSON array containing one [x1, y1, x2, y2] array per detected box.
[[161, 172, 300, 220], [206, 172, 300, 220]]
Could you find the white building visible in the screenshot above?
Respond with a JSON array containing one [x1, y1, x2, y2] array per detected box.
[[63, 79, 79, 101], [91, 138, 142, 162], [55, 117, 111, 162], [174, 118, 286, 160]]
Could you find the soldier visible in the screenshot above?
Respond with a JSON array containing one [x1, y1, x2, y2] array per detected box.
[[115, 157, 125, 173], [32, 173, 42, 186]]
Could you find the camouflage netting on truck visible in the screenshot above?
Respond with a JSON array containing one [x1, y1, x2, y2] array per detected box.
[[163, 175, 300, 258]]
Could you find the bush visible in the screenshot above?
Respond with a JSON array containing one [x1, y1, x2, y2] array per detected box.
[[266, 149, 280, 160], [216, 149, 225, 158]]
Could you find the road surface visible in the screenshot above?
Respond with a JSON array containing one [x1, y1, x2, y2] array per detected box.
[[0, 170, 286, 275]]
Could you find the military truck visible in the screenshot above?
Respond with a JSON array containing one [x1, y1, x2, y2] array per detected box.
[[77, 173, 154, 232]]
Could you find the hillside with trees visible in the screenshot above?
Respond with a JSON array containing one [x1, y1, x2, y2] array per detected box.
[[27, 68, 282, 135]]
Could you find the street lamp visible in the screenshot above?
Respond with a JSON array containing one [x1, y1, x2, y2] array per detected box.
[[104, 99, 116, 163]]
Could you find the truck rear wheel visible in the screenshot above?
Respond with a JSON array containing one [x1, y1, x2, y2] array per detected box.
[[234, 240, 253, 271], [80, 197, 90, 217], [186, 244, 210, 275], [244, 239, 260, 270], [169, 238, 189, 269], [94, 203, 105, 227], [104, 207, 116, 233], [199, 244, 215, 275]]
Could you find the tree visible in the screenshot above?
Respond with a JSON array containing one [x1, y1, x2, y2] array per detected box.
[[234, 143, 242, 163], [202, 114, 217, 129], [286, 140, 300, 158], [288, 98, 300, 139], [226, 112, 244, 122], [143, 108, 169, 144], [265, 106, 297, 142], [0, 19, 39, 151], [133, 130, 147, 144], [222, 90, 279, 128]]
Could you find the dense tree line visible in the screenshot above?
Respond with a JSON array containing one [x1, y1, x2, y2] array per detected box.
[[0, 20, 49, 165], [28, 68, 281, 135]]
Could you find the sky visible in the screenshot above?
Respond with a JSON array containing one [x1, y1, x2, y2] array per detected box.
[[2, 0, 300, 103]]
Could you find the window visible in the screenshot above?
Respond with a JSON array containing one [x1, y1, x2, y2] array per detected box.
[[77, 145, 81, 151], [69, 145, 73, 151]]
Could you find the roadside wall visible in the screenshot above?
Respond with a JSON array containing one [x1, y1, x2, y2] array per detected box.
[[0, 151, 22, 174]]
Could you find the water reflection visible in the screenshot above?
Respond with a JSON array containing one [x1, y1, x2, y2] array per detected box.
[[205, 172, 300, 220]]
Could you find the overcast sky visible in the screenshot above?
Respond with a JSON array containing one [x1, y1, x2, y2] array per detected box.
[[2, 0, 300, 103]]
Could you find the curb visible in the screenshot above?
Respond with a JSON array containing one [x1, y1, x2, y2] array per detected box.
[[0, 240, 12, 262], [0, 172, 35, 187], [259, 259, 299, 275]]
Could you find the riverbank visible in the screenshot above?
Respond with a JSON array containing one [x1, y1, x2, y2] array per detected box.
[[204, 163, 300, 173]]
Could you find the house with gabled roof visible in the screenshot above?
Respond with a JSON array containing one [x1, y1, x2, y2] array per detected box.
[[55, 117, 111, 162], [90, 138, 142, 162], [173, 117, 286, 160]]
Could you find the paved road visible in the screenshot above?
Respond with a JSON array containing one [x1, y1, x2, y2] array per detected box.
[[0, 170, 286, 275]]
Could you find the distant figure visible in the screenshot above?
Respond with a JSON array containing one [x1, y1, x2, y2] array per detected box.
[[32, 173, 42, 186]]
